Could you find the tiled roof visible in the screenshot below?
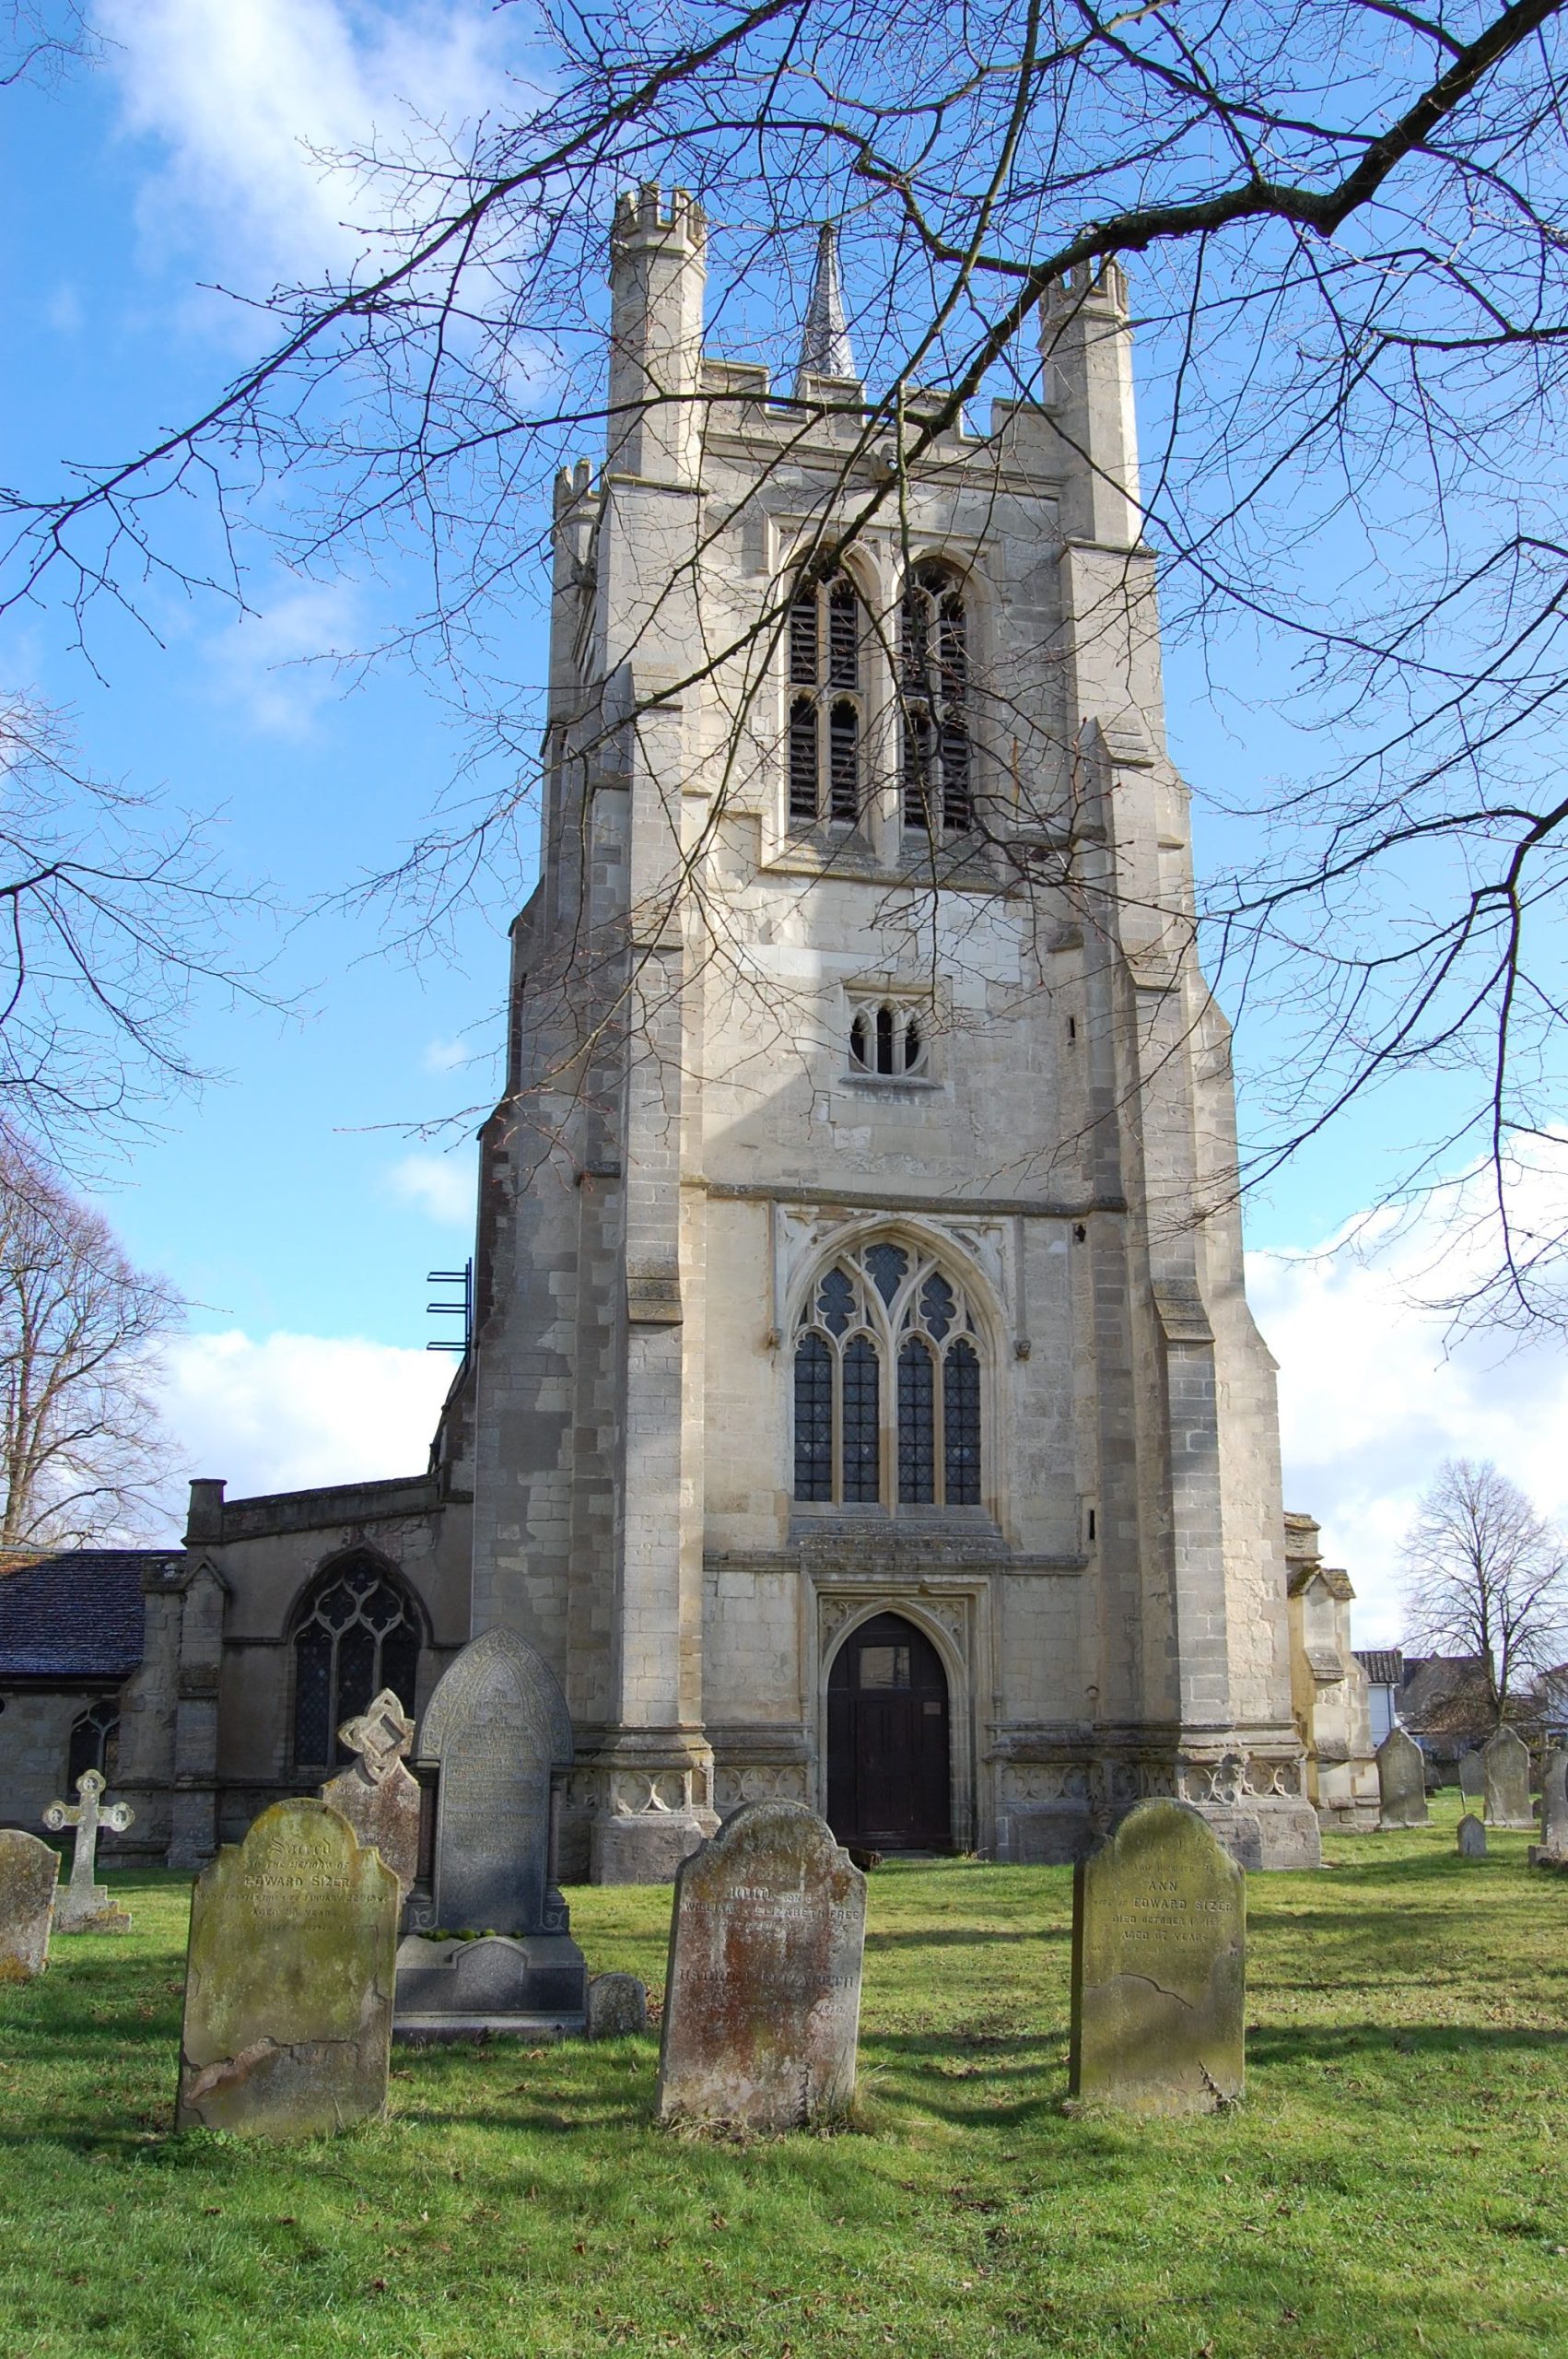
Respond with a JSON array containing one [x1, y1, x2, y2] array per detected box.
[[1356, 1649, 1404, 1685], [0, 1551, 172, 1679]]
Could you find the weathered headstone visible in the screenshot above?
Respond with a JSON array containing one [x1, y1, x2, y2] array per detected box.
[[1458, 1750, 1486, 1800], [656, 1801, 866, 2131], [1532, 1748, 1568, 1867], [1483, 1726, 1533, 1828], [176, 1799, 399, 2139], [588, 1971, 649, 2039], [1375, 1726, 1428, 1827], [394, 1628, 586, 2037], [1457, 1813, 1487, 1858], [1070, 1799, 1245, 2116], [320, 1688, 420, 1904], [0, 1830, 59, 1981], [43, 1768, 135, 1934]]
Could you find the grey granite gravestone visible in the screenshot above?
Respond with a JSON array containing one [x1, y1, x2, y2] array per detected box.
[[393, 1628, 586, 2038], [588, 1971, 649, 2039], [176, 1799, 399, 2140], [320, 1688, 420, 1904], [656, 1801, 866, 2132], [1531, 1748, 1568, 1866], [1375, 1727, 1428, 1827], [1070, 1799, 1245, 2117], [43, 1768, 135, 1934], [0, 1830, 58, 1981], [1458, 1751, 1486, 1800], [1483, 1726, 1533, 1827], [1457, 1813, 1487, 1858]]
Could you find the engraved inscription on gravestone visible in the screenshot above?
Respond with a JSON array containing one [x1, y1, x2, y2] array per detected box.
[[0, 1830, 59, 1982], [1457, 1813, 1487, 1858], [176, 1799, 399, 2140], [1482, 1725, 1532, 1828], [1375, 1727, 1429, 1828], [1070, 1799, 1245, 2118], [43, 1768, 135, 1934], [320, 1688, 420, 1904], [656, 1801, 866, 2133]]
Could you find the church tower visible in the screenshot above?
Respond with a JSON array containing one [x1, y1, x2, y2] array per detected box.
[[465, 188, 1322, 1880]]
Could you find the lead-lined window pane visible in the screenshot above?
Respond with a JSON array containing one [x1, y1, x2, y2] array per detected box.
[[898, 1337, 936, 1503], [794, 1333, 834, 1499], [842, 1335, 881, 1502], [944, 1338, 981, 1504]]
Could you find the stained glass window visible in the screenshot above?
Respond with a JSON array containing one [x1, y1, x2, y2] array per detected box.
[[794, 1332, 834, 1499], [292, 1557, 421, 1771], [842, 1336, 881, 1501], [791, 1242, 983, 1509], [944, 1340, 982, 1505]]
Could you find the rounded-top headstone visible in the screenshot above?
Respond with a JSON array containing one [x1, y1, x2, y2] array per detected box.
[[0, 1831, 59, 1982], [1457, 1813, 1487, 1858], [416, 1627, 573, 1936], [656, 1801, 866, 2132], [1375, 1727, 1429, 1827], [588, 1971, 649, 2039], [1482, 1725, 1532, 1828]]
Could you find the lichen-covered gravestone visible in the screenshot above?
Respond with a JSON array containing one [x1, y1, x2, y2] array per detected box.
[[43, 1768, 135, 1934], [1070, 1800, 1245, 2117], [1375, 1727, 1429, 1827], [320, 1687, 420, 1903], [1457, 1813, 1487, 1858], [656, 1801, 866, 2132], [1532, 1749, 1568, 1867], [1482, 1726, 1533, 1828], [0, 1831, 59, 1982], [176, 1799, 399, 2139]]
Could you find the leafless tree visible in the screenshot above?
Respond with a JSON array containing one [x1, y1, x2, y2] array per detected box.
[[0, 1144, 181, 1548], [1400, 1456, 1568, 1724], [6, 0, 1568, 1316]]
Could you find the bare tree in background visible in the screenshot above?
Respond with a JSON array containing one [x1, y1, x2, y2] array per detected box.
[[0, 1144, 180, 1548], [1401, 1457, 1568, 1725], [6, 0, 1568, 1314]]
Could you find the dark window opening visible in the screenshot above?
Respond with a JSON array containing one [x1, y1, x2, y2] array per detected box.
[[292, 1557, 421, 1772], [842, 1334, 881, 1502], [793, 1333, 834, 1500], [943, 1339, 982, 1506], [875, 1003, 895, 1074], [789, 694, 819, 824], [828, 700, 860, 821], [790, 590, 818, 684], [898, 1337, 936, 1504], [67, 1699, 120, 1789]]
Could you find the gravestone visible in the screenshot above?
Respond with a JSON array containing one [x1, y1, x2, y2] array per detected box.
[[1375, 1727, 1428, 1827], [1457, 1813, 1487, 1857], [43, 1768, 135, 1934], [656, 1801, 866, 2131], [176, 1799, 399, 2139], [588, 1971, 649, 2039], [393, 1628, 586, 2037], [1458, 1751, 1486, 1800], [320, 1688, 420, 1904], [1532, 1748, 1568, 1866], [0, 1830, 59, 1981], [1070, 1799, 1245, 2117], [1482, 1726, 1533, 1827]]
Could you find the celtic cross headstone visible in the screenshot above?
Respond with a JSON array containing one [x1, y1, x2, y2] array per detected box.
[[43, 1768, 135, 1934], [320, 1687, 420, 1903]]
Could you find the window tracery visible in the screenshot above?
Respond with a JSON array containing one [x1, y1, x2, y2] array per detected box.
[[792, 1239, 985, 1507], [291, 1555, 421, 1772], [848, 998, 930, 1079], [900, 561, 974, 836], [788, 571, 864, 826]]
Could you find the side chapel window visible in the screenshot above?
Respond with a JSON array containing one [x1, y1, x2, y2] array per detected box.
[[68, 1698, 120, 1788], [291, 1554, 421, 1772], [789, 571, 863, 826], [793, 1240, 983, 1508], [900, 562, 974, 835]]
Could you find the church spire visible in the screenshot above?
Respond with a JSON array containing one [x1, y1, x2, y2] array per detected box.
[[795, 221, 855, 392]]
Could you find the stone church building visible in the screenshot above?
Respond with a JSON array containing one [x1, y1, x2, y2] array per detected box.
[[0, 194, 1326, 1877]]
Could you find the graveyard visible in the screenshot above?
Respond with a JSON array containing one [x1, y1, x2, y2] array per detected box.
[[2, 1790, 1564, 2359]]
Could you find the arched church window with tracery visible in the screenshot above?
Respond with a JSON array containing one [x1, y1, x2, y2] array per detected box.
[[900, 562, 974, 836], [788, 571, 863, 827], [792, 1239, 984, 1507], [291, 1555, 421, 1773]]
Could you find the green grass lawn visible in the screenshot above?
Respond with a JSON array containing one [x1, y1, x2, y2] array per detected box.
[[3, 1791, 1565, 2359]]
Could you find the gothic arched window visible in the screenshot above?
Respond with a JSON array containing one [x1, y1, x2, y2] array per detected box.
[[68, 1698, 119, 1788], [791, 1241, 985, 1508], [900, 562, 973, 836], [788, 571, 863, 826], [291, 1555, 421, 1773]]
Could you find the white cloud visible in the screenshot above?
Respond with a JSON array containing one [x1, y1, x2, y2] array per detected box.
[[96, 0, 517, 288], [159, 1327, 451, 1499], [1250, 1167, 1568, 1649], [387, 1150, 474, 1226], [206, 579, 361, 734], [422, 1034, 471, 1074]]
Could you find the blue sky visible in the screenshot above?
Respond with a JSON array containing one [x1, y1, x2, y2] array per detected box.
[[4, 0, 1564, 1642]]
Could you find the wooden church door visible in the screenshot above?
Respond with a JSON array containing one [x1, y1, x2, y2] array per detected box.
[[826, 1612, 952, 1850]]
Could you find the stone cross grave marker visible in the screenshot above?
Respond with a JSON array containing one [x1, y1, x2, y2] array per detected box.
[[1375, 1727, 1428, 1827], [0, 1830, 59, 1982], [1483, 1726, 1533, 1828], [1533, 1748, 1568, 1866], [1458, 1751, 1486, 1800], [1457, 1813, 1487, 1858], [1070, 1799, 1245, 2117], [176, 1798, 399, 2140], [656, 1801, 866, 2132], [320, 1687, 420, 1903], [43, 1768, 135, 1934]]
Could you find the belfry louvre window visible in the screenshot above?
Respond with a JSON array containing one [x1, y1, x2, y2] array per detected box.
[[848, 997, 930, 1079], [792, 1240, 984, 1507], [900, 562, 974, 835], [788, 571, 863, 825], [292, 1555, 421, 1771]]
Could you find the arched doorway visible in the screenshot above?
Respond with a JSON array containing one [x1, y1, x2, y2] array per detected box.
[[827, 1612, 952, 1851]]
